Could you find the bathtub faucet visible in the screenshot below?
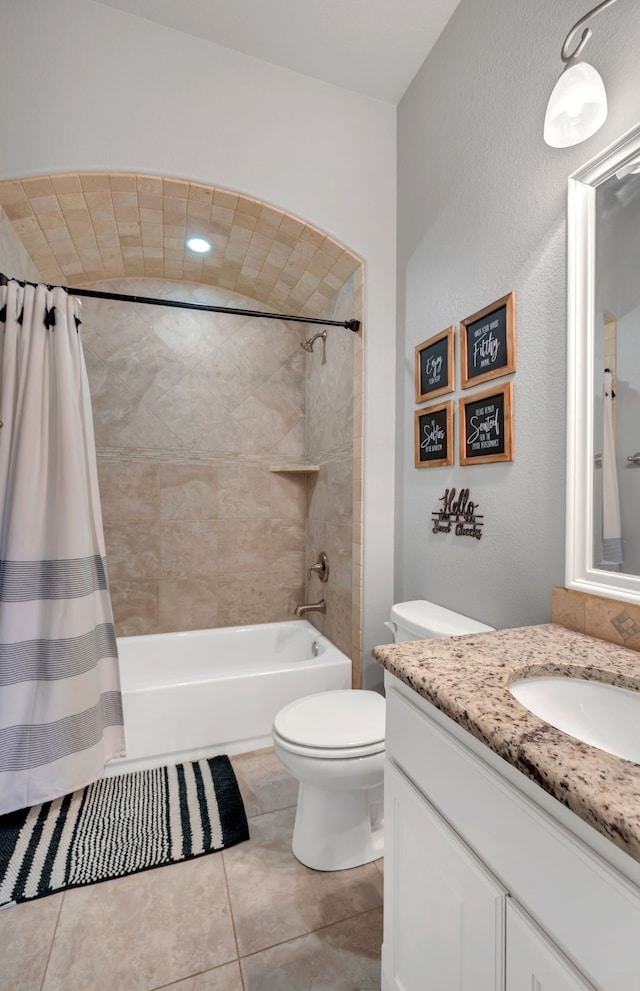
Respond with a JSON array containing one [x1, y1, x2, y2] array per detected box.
[[294, 599, 326, 617]]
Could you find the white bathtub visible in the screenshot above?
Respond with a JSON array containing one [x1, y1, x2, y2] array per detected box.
[[105, 620, 352, 775]]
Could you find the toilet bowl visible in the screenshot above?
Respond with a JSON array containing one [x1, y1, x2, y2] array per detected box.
[[272, 689, 385, 871], [274, 601, 494, 872]]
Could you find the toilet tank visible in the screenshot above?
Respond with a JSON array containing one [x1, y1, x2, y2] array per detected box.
[[386, 599, 494, 643]]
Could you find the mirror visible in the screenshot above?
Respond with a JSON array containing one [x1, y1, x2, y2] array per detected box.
[[567, 122, 640, 604]]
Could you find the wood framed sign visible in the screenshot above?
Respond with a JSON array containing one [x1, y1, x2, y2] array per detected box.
[[460, 292, 516, 388], [415, 326, 455, 403], [414, 400, 454, 469], [459, 383, 514, 465]]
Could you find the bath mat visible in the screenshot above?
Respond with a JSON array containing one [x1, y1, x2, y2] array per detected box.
[[0, 755, 249, 908]]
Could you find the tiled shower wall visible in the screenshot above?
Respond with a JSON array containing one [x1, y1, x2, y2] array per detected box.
[[304, 269, 364, 682], [0, 209, 365, 665], [81, 278, 310, 635]]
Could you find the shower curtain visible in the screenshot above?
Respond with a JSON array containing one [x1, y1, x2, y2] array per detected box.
[[0, 280, 125, 815]]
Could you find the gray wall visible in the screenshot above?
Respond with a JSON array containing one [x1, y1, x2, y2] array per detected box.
[[396, 0, 640, 630]]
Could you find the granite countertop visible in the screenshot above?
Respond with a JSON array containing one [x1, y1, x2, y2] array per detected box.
[[372, 623, 640, 863]]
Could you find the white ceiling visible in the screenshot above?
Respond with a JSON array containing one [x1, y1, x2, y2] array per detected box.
[[95, 0, 461, 104]]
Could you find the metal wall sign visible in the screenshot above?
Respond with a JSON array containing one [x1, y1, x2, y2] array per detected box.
[[431, 487, 484, 540]]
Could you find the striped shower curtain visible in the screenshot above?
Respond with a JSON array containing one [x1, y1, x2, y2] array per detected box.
[[0, 280, 125, 815]]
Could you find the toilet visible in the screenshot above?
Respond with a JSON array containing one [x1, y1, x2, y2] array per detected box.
[[272, 600, 494, 872], [273, 689, 385, 871], [385, 598, 494, 643]]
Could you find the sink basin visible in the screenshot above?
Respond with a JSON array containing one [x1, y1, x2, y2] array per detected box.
[[509, 677, 640, 763]]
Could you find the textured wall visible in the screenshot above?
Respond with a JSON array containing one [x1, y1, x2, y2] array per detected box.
[[396, 0, 640, 631], [81, 279, 308, 635]]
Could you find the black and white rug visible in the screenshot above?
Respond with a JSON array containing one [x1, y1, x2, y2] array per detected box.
[[0, 755, 249, 908]]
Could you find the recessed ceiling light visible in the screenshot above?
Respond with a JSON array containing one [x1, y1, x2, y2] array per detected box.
[[186, 237, 211, 253]]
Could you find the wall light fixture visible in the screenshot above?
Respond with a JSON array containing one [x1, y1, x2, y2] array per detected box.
[[544, 0, 619, 148]]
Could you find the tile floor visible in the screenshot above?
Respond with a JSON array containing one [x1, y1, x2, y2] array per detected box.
[[0, 749, 383, 991]]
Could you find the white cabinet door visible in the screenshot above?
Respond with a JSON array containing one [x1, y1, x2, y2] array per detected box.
[[506, 901, 596, 991], [382, 761, 506, 991]]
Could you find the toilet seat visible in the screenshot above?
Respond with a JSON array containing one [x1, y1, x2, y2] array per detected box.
[[273, 690, 385, 760], [273, 733, 385, 760]]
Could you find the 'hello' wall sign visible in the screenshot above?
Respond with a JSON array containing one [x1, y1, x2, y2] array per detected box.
[[431, 487, 484, 540]]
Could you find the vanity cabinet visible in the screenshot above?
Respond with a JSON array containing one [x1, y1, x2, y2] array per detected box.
[[385, 761, 506, 990], [382, 673, 640, 991], [506, 901, 594, 991]]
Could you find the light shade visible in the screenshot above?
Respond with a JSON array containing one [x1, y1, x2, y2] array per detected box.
[[544, 60, 607, 148], [186, 237, 211, 253]]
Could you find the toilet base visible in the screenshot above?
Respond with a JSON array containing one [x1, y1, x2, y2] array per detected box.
[[292, 781, 384, 871]]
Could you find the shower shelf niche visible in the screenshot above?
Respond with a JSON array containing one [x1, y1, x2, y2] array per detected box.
[[269, 465, 320, 473]]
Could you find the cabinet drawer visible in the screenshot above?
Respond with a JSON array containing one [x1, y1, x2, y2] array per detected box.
[[386, 679, 640, 991]]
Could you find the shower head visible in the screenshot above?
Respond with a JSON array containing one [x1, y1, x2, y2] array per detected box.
[[300, 330, 327, 353]]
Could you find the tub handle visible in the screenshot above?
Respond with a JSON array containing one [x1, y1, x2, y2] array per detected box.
[[307, 551, 329, 583]]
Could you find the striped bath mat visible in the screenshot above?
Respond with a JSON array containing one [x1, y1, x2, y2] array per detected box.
[[0, 755, 249, 908]]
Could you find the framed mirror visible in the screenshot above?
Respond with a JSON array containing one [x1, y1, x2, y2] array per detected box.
[[567, 121, 640, 604]]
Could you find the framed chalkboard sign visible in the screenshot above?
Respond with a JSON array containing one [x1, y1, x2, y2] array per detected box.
[[415, 327, 455, 403], [414, 400, 454, 469], [461, 292, 516, 389], [459, 383, 514, 465]]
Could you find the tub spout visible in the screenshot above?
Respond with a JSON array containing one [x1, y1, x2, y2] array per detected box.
[[294, 599, 326, 618]]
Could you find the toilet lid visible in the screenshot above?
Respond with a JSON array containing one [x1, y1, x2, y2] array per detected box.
[[273, 690, 385, 749]]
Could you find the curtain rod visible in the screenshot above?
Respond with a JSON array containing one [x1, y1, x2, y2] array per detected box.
[[0, 273, 360, 333]]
